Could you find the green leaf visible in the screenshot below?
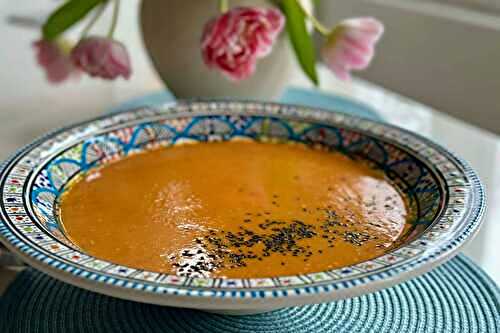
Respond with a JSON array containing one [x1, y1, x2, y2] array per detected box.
[[279, 0, 319, 86], [42, 0, 106, 40]]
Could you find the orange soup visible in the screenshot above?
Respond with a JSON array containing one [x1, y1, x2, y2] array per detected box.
[[59, 141, 411, 278]]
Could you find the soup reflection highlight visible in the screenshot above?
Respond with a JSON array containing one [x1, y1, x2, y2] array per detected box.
[[59, 141, 411, 278]]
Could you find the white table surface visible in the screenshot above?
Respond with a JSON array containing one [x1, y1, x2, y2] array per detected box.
[[1, 0, 499, 294]]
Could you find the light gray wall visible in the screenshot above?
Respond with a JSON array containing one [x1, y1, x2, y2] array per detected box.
[[316, 0, 500, 134], [420, 0, 500, 14]]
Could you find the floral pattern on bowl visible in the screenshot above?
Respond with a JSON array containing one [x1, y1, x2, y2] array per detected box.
[[0, 101, 485, 315]]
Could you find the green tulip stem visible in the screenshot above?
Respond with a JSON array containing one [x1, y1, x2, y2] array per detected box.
[[80, 2, 107, 39], [219, 0, 229, 13], [108, 0, 120, 39], [295, 0, 330, 36]]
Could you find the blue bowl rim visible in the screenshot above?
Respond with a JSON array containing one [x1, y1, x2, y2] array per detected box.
[[0, 99, 486, 303]]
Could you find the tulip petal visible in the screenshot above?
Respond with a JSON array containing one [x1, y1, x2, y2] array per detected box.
[[33, 39, 79, 84], [200, 6, 285, 81], [321, 17, 384, 80], [71, 37, 131, 80]]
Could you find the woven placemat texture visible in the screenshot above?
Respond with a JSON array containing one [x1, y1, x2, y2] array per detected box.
[[0, 255, 498, 332]]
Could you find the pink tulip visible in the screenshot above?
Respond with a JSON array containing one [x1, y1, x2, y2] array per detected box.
[[321, 17, 384, 81], [33, 39, 79, 84], [201, 7, 285, 81], [71, 37, 131, 80]]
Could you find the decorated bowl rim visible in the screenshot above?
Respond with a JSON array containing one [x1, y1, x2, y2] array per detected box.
[[0, 100, 486, 303]]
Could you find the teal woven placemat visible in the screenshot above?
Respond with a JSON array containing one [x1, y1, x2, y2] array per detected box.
[[1, 88, 498, 332], [0, 255, 498, 332]]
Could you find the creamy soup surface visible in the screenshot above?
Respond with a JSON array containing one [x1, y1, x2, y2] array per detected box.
[[60, 141, 411, 278]]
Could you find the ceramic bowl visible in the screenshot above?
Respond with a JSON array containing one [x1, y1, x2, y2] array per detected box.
[[0, 101, 485, 315]]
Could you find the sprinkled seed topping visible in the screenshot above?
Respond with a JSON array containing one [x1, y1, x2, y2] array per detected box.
[[166, 192, 397, 277]]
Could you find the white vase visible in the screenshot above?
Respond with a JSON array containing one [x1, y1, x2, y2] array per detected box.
[[140, 0, 296, 100]]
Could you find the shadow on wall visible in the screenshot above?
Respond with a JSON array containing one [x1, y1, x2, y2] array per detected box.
[[315, 0, 500, 135]]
